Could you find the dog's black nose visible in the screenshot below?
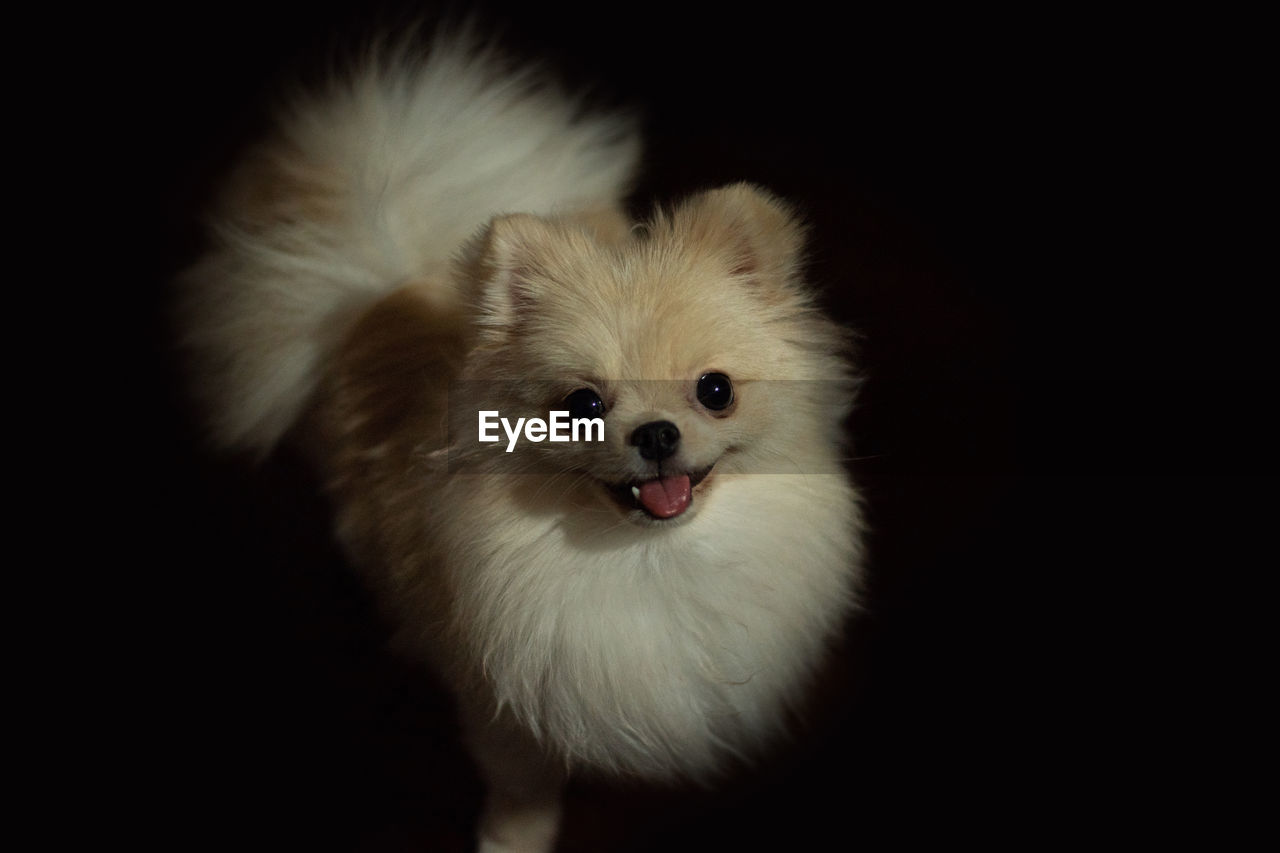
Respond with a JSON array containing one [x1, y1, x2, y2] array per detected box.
[[631, 420, 681, 461]]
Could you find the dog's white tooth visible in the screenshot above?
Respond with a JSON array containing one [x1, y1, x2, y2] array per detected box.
[[630, 485, 641, 500]]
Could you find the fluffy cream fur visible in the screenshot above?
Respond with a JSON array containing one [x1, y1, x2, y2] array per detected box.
[[180, 35, 863, 853]]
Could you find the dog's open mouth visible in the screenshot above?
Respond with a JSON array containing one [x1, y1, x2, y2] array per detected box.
[[608, 465, 714, 520]]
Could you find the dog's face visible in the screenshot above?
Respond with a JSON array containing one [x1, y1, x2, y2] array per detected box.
[[454, 185, 851, 526]]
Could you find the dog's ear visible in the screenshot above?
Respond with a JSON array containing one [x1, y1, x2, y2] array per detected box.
[[462, 213, 559, 331], [674, 183, 809, 298]]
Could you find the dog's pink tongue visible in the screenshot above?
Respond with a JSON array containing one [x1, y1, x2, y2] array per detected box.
[[637, 474, 691, 518]]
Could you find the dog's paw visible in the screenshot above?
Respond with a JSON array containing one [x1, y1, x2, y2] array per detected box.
[[476, 793, 561, 853], [477, 837, 553, 853]]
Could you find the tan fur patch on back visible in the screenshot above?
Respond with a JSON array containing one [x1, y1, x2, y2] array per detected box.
[[218, 138, 343, 231], [317, 284, 465, 490]]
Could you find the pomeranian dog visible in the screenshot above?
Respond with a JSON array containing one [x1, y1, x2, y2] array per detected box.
[[179, 32, 863, 853]]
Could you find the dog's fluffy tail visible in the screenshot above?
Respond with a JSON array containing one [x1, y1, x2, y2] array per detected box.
[[177, 35, 639, 454]]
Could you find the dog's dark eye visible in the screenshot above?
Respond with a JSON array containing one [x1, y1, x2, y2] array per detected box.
[[564, 388, 606, 420], [696, 373, 733, 410]]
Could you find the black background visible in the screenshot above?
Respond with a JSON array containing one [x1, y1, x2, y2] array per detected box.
[[108, 2, 1270, 849]]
